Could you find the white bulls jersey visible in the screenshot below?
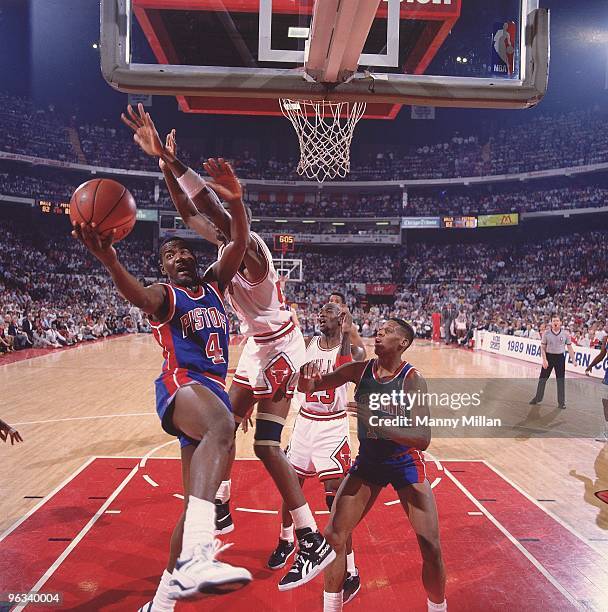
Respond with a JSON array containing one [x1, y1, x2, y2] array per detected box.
[[298, 336, 350, 416], [218, 232, 293, 340]]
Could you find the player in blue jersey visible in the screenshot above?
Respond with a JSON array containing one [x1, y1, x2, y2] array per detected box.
[[298, 318, 446, 612], [73, 144, 253, 605]]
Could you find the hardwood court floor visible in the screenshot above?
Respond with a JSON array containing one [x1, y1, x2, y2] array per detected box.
[[1, 333, 607, 561]]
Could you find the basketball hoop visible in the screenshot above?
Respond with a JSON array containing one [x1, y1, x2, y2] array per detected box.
[[280, 99, 366, 183]]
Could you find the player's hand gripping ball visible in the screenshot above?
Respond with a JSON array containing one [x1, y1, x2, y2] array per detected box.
[[69, 179, 137, 242]]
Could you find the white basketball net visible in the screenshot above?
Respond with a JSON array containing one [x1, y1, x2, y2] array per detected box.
[[280, 99, 367, 183]]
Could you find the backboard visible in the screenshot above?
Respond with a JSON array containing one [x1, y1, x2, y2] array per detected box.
[[101, 0, 549, 117]]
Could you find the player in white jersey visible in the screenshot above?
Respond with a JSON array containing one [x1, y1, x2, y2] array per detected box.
[[268, 302, 366, 604], [328, 291, 365, 356], [160, 131, 335, 591]]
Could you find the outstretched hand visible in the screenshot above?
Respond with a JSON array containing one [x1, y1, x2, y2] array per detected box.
[[203, 158, 243, 204], [71, 222, 117, 267], [297, 361, 322, 394], [121, 103, 173, 160], [159, 129, 177, 171], [341, 310, 353, 335], [0, 422, 23, 445]]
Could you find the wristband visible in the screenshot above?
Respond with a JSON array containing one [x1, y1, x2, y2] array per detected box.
[[177, 168, 207, 199]]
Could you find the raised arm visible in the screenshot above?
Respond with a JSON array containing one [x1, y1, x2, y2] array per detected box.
[[121, 104, 232, 237], [202, 160, 249, 292], [72, 224, 168, 320], [298, 359, 367, 394], [337, 303, 365, 357], [121, 105, 266, 280], [159, 130, 221, 245], [341, 310, 366, 361]]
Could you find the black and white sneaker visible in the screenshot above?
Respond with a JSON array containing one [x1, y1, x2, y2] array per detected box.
[[136, 602, 153, 612], [215, 499, 234, 535], [278, 531, 335, 591], [267, 538, 296, 570], [343, 569, 361, 604], [170, 540, 252, 599]]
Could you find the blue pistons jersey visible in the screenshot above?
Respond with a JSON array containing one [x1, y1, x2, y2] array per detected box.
[[350, 359, 426, 490], [150, 283, 231, 446]]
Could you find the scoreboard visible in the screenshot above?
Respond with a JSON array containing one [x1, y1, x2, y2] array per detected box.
[[441, 216, 478, 229], [273, 234, 295, 252], [37, 200, 158, 222], [38, 200, 71, 215]]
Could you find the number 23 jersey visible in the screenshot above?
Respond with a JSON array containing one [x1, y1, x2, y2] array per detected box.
[[298, 335, 351, 417]]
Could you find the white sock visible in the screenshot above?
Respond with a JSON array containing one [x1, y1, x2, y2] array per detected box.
[[290, 503, 317, 531], [181, 496, 215, 558], [324, 591, 343, 612], [280, 523, 295, 543], [150, 570, 175, 612], [346, 551, 356, 574], [428, 599, 447, 611], [216, 479, 231, 503]]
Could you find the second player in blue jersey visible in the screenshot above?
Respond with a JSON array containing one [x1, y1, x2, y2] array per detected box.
[[298, 318, 447, 612]]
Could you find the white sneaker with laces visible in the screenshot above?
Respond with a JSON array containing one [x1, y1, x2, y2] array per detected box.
[[169, 539, 252, 600]]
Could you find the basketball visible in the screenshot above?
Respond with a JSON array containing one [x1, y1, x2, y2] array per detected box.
[[69, 179, 137, 242]]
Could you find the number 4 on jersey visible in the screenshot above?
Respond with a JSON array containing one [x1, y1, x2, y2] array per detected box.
[[205, 332, 225, 364]]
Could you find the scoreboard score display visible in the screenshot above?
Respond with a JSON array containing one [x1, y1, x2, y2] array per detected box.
[[38, 200, 71, 215], [273, 234, 295, 252], [441, 216, 478, 229]]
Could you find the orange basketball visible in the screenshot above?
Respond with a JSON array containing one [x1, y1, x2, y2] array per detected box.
[[69, 179, 137, 242]]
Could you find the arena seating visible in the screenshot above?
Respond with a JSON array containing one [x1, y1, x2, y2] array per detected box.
[[1, 217, 606, 354], [0, 92, 607, 180]]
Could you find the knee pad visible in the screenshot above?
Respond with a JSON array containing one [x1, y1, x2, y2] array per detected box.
[[253, 412, 286, 447], [325, 493, 335, 512]]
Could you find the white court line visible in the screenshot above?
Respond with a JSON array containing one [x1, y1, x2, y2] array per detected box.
[[482, 460, 608, 560], [139, 440, 178, 468], [444, 468, 581, 609], [173, 493, 185, 500], [12, 413, 155, 426], [143, 475, 159, 488], [315, 510, 330, 515], [383, 476, 441, 507], [423, 451, 444, 471], [105, 510, 121, 514], [0, 457, 96, 543], [236, 507, 278, 514], [468, 512, 483, 516], [13, 465, 139, 612]]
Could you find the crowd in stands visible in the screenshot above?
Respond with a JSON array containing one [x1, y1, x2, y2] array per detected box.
[[1, 166, 607, 218], [283, 231, 608, 348], [249, 192, 403, 217], [1, 218, 606, 357], [0, 93, 78, 163], [1, 90, 607, 217], [1, 92, 607, 182], [407, 184, 608, 216], [0, 220, 157, 355]]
